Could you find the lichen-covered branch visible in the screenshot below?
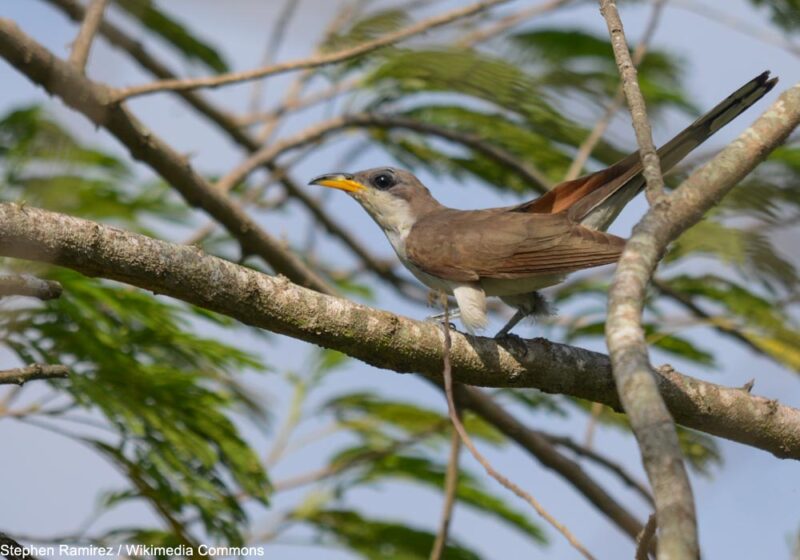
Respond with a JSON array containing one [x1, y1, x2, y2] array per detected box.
[[605, 63, 800, 560], [0, 202, 798, 460], [0, 274, 62, 300], [600, 0, 696, 556], [0, 364, 69, 386]]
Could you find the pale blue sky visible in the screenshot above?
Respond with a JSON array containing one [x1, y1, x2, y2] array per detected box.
[[1, 1, 799, 559]]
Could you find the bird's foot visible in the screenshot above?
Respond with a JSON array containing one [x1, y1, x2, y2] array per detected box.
[[427, 308, 461, 331]]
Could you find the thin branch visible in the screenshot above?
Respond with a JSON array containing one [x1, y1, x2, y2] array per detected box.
[[457, 0, 574, 47], [542, 432, 654, 506], [0, 274, 62, 300], [110, 0, 515, 101], [237, 79, 359, 128], [67, 0, 108, 72], [599, 0, 665, 204], [456, 386, 650, 543], [0, 364, 69, 386], [429, 420, 462, 560], [438, 299, 596, 560], [565, 0, 666, 180], [599, 2, 695, 556], [1, 203, 800, 460], [652, 278, 767, 358], [0, 18, 333, 295], [272, 423, 447, 492], [636, 514, 658, 560], [217, 113, 552, 194]]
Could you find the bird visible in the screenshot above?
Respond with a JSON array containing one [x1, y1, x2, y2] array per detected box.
[[310, 71, 777, 336]]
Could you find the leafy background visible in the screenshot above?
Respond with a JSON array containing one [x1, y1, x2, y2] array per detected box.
[[1, 0, 799, 558]]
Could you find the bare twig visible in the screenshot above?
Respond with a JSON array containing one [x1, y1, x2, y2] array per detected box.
[[438, 297, 596, 560], [2, 202, 800, 460], [456, 386, 649, 543], [429, 419, 462, 560], [543, 432, 654, 506], [458, 0, 573, 47], [0, 274, 62, 300], [636, 514, 658, 560], [265, 380, 307, 467], [599, 0, 665, 204], [0, 364, 69, 386], [565, 0, 666, 180], [272, 422, 447, 492], [67, 0, 108, 72], [218, 113, 553, 194], [111, 0, 515, 101]]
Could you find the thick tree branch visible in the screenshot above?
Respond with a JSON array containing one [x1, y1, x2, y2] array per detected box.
[[109, 0, 514, 101], [66, 0, 107, 71], [0, 364, 69, 386], [0, 18, 333, 295], [0, 274, 62, 300], [0, 203, 798, 460], [606, 69, 800, 560]]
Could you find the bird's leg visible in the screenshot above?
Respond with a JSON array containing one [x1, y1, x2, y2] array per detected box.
[[495, 291, 552, 338], [495, 309, 527, 338]]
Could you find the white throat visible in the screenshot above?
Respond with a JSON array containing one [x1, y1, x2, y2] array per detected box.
[[357, 190, 417, 259]]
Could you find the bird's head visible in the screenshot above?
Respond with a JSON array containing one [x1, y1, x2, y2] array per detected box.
[[309, 167, 441, 235]]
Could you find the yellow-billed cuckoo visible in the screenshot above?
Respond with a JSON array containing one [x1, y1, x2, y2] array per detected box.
[[310, 71, 777, 336]]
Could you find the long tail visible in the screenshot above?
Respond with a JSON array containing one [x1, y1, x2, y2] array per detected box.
[[517, 71, 778, 229]]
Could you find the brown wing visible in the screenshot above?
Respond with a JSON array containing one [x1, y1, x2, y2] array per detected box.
[[405, 208, 625, 282]]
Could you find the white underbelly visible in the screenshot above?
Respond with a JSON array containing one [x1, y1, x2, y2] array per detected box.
[[480, 274, 566, 296]]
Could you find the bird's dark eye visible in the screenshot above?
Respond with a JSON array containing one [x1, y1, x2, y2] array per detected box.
[[372, 173, 395, 190]]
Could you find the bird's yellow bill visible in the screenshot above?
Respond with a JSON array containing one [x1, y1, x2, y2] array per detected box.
[[309, 174, 365, 193]]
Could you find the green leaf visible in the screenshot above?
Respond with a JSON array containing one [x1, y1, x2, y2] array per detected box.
[[566, 321, 715, 366], [114, 0, 229, 73], [302, 509, 484, 560], [324, 392, 504, 444], [1, 270, 271, 544], [358, 453, 547, 543], [667, 220, 797, 292], [664, 274, 800, 371]]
